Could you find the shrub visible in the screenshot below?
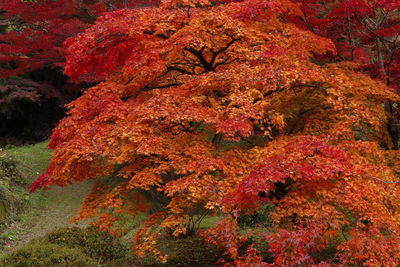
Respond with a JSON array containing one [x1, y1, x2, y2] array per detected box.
[[122, 236, 226, 267], [0, 243, 97, 267], [237, 203, 275, 229], [40, 227, 127, 263], [158, 237, 225, 266]]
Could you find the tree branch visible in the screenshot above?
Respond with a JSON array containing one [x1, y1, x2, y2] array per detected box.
[[254, 84, 323, 103], [143, 82, 182, 91], [166, 65, 195, 75], [366, 175, 400, 184], [209, 35, 238, 67], [184, 46, 211, 71]]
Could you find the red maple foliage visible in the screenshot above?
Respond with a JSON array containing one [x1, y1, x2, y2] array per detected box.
[[0, 0, 160, 78], [0, 0, 160, 144], [32, 0, 400, 265], [289, 0, 400, 91]]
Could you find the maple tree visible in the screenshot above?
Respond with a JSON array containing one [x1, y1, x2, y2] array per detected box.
[[32, 0, 400, 265]]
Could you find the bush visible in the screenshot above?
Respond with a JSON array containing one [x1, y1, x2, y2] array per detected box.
[[122, 236, 226, 267], [0, 243, 97, 267], [40, 227, 127, 263], [158, 237, 225, 266], [237, 203, 275, 228]]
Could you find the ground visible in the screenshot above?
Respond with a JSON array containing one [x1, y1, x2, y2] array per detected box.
[[0, 142, 93, 255]]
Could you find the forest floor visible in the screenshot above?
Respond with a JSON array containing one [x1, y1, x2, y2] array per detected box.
[[0, 142, 93, 256]]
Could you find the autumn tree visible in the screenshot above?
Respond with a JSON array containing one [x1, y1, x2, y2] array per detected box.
[[32, 0, 400, 265]]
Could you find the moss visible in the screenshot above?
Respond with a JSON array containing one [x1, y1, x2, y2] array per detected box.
[[121, 236, 225, 267], [0, 201, 6, 220], [38, 227, 128, 264], [5, 141, 51, 179], [0, 151, 27, 233], [0, 243, 97, 267]]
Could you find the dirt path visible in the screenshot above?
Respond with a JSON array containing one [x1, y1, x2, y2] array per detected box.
[[0, 180, 93, 255]]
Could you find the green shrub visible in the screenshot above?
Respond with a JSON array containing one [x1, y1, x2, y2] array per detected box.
[[158, 237, 225, 266], [0, 243, 97, 267], [40, 227, 127, 263], [121, 236, 226, 267], [237, 203, 275, 228]]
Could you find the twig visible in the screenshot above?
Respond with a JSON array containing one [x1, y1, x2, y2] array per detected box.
[[366, 175, 400, 184]]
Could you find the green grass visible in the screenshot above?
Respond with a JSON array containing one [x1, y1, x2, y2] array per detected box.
[[199, 215, 220, 229], [5, 141, 51, 181], [6, 141, 92, 228], [1, 141, 96, 254], [4, 141, 53, 222], [1, 142, 52, 244]]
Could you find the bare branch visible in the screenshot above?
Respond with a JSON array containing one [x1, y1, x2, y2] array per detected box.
[[366, 175, 400, 184], [167, 65, 195, 75]]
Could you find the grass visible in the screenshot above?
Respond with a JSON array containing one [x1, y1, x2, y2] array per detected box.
[[0, 142, 52, 244], [5, 141, 52, 181], [199, 215, 220, 229], [0, 141, 94, 255], [3, 141, 53, 224]]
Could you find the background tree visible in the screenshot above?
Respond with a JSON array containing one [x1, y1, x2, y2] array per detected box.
[[0, 0, 159, 145], [287, 0, 400, 148], [290, 0, 400, 88], [32, 0, 400, 265]]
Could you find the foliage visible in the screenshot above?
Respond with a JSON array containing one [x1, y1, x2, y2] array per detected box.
[[0, 0, 160, 144], [287, 0, 400, 149], [0, 0, 98, 102], [289, 0, 400, 90], [0, 243, 97, 267], [217, 134, 400, 265], [40, 226, 128, 263], [0, 77, 66, 145], [32, 0, 400, 265], [237, 202, 274, 228], [0, 0, 159, 78]]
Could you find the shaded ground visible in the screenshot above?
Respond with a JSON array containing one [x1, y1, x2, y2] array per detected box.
[[1, 181, 93, 255], [0, 142, 93, 255]]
